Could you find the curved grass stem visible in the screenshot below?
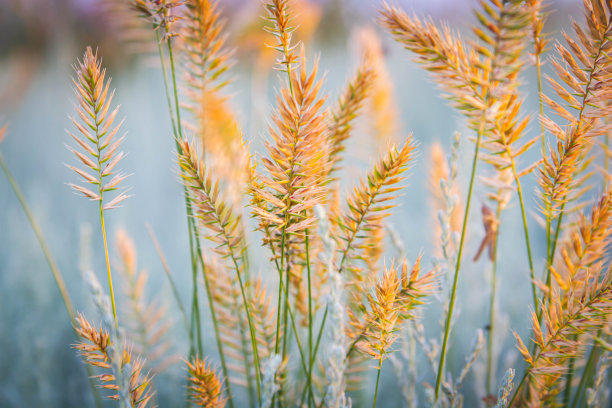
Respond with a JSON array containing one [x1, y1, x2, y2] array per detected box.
[[434, 121, 484, 401], [99, 202, 119, 330], [372, 358, 383, 408]]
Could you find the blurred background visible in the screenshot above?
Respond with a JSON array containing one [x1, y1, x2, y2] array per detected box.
[[0, 0, 585, 406]]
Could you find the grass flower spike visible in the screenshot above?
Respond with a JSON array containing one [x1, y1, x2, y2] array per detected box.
[[66, 47, 129, 210], [66, 46, 130, 330]]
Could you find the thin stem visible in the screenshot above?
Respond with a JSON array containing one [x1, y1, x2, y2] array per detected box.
[[434, 121, 484, 401], [155, 30, 178, 137], [562, 334, 578, 407], [508, 155, 539, 312], [306, 231, 313, 407], [372, 358, 383, 408], [0, 152, 104, 408], [274, 228, 288, 356], [229, 252, 262, 401], [571, 337, 600, 408], [160, 33, 204, 358], [195, 244, 236, 408], [486, 203, 502, 396], [145, 224, 189, 334], [99, 203, 119, 330], [508, 368, 528, 407], [167, 39, 184, 141], [187, 214, 204, 357]]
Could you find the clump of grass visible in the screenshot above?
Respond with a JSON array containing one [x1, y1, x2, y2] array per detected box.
[[5, 0, 610, 406]]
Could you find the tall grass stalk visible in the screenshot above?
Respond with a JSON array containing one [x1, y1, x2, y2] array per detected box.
[[434, 120, 484, 400]]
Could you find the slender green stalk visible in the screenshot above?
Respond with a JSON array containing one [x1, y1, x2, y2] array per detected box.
[[188, 218, 204, 357], [306, 231, 313, 407], [228, 252, 262, 402], [0, 152, 103, 408], [167, 39, 184, 141], [508, 368, 528, 407], [155, 31, 204, 359], [571, 338, 600, 407], [155, 30, 178, 137], [278, 38, 298, 374], [372, 358, 383, 408], [298, 305, 328, 408], [434, 121, 484, 401], [263, 224, 312, 407], [99, 200, 119, 330], [562, 334, 578, 407], [195, 244, 236, 408], [507, 155, 538, 313], [486, 203, 502, 396], [146, 224, 189, 334]]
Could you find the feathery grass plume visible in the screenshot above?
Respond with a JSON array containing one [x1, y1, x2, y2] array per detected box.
[[177, 137, 262, 398], [494, 368, 516, 408], [182, 0, 231, 97], [354, 26, 399, 144], [178, 138, 246, 267], [333, 135, 416, 393], [265, 0, 298, 73], [251, 49, 328, 254], [132, 0, 182, 41], [74, 314, 155, 408], [382, 4, 539, 400], [349, 259, 436, 358], [66, 46, 130, 331], [511, 192, 612, 405], [326, 61, 375, 179], [250, 47, 330, 356], [260, 354, 282, 408], [538, 0, 612, 277], [186, 357, 226, 407], [66, 46, 129, 210], [336, 135, 415, 287], [115, 228, 176, 375], [349, 259, 436, 407], [380, 1, 528, 130]]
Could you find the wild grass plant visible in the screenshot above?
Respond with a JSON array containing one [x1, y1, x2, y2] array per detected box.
[[1, 0, 611, 407]]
